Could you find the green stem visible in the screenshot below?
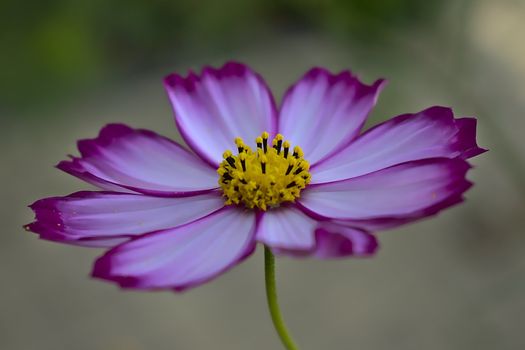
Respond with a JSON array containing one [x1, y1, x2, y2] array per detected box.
[[264, 245, 299, 350]]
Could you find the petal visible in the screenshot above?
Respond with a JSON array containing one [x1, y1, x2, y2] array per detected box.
[[164, 62, 278, 166], [299, 158, 472, 221], [26, 191, 225, 247], [256, 206, 317, 250], [57, 124, 218, 196], [328, 196, 465, 232], [311, 106, 486, 183], [455, 117, 487, 159], [278, 67, 385, 165], [92, 207, 256, 290], [313, 223, 378, 259], [256, 207, 376, 259]]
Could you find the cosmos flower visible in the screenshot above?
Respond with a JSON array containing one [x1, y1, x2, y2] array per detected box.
[[26, 62, 485, 291]]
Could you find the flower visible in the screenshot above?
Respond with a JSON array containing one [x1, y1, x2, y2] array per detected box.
[[26, 62, 485, 291]]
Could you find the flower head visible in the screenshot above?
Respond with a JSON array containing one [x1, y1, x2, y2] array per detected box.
[[26, 62, 485, 291]]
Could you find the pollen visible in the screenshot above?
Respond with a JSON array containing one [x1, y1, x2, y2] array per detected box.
[[218, 132, 311, 210]]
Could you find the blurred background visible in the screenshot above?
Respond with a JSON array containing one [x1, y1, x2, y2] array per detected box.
[[1, 0, 524, 349]]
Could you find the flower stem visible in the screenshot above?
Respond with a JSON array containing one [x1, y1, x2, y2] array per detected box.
[[264, 245, 299, 350]]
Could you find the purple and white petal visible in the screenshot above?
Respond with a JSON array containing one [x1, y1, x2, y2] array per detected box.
[[454, 117, 487, 159], [164, 62, 278, 166], [328, 195, 465, 232], [278, 68, 385, 165], [256, 206, 317, 251], [27, 191, 225, 247], [92, 207, 256, 290], [311, 106, 486, 183], [299, 158, 472, 221], [57, 124, 218, 196], [313, 223, 378, 259]]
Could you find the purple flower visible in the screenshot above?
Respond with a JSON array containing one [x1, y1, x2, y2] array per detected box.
[[26, 62, 485, 291]]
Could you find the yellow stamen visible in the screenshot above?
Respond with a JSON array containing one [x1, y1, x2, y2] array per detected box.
[[217, 132, 311, 210], [235, 137, 246, 153]]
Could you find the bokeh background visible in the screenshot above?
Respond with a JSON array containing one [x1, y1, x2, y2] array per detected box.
[[2, 0, 524, 349]]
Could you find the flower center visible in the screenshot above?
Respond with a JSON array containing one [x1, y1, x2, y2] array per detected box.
[[217, 132, 311, 211]]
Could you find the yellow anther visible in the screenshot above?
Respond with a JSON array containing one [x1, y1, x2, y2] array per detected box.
[[234, 137, 244, 146], [296, 177, 306, 187], [234, 137, 246, 152], [217, 133, 311, 210], [293, 146, 304, 158]]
